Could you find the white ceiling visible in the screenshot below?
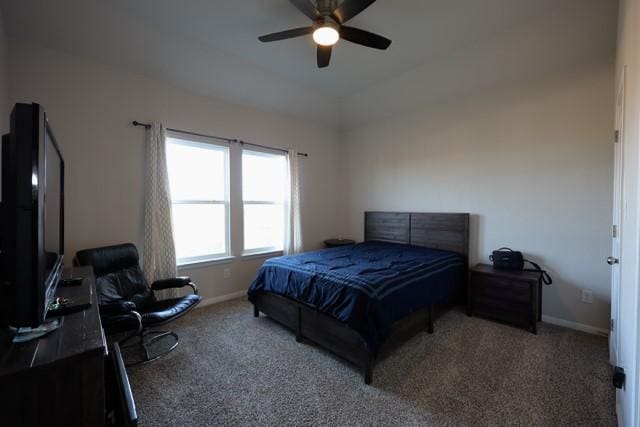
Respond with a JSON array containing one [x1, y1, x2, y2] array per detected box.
[[0, 0, 618, 128]]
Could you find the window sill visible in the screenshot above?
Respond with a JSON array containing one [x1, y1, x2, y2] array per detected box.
[[241, 250, 283, 261], [177, 255, 235, 270]]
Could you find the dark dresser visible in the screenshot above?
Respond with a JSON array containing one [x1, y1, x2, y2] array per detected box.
[[468, 263, 542, 333], [0, 266, 108, 426]]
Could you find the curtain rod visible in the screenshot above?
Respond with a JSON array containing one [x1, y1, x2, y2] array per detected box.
[[131, 121, 308, 157]]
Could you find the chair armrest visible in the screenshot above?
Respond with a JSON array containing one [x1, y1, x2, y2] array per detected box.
[[100, 300, 137, 316], [151, 277, 198, 295]]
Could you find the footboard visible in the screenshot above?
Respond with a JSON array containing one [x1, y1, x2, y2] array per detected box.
[[253, 292, 374, 383], [253, 292, 435, 384]]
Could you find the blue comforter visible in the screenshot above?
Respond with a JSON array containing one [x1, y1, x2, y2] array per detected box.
[[247, 241, 465, 354]]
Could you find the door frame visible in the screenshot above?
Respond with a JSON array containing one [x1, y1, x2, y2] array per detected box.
[[611, 67, 625, 366], [634, 92, 640, 427]]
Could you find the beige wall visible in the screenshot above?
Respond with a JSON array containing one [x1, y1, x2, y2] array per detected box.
[[8, 40, 347, 302], [343, 62, 615, 331], [6, 16, 618, 333]]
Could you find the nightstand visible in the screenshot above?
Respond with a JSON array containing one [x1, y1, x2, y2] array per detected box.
[[468, 264, 542, 334], [324, 238, 355, 248]]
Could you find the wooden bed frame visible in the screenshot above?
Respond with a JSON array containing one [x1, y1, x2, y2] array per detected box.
[[252, 212, 470, 384]]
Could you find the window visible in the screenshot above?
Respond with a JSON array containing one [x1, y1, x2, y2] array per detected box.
[[166, 134, 230, 264], [242, 149, 287, 254]]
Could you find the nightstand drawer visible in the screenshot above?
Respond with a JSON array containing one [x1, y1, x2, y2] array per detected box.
[[473, 295, 529, 317], [473, 296, 530, 325], [473, 274, 531, 303], [324, 238, 356, 248]]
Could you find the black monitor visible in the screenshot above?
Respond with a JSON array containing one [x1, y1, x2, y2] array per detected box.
[[1, 103, 65, 328]]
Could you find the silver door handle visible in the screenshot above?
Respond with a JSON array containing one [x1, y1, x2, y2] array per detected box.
[[607, 256, 619, 265]]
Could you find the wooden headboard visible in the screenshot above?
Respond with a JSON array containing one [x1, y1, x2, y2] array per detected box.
[[364, 212, 470, 257]]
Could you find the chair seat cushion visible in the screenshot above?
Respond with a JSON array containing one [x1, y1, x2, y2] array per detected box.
[[102, 313, 141, 334], [140, 294, 202, 326]]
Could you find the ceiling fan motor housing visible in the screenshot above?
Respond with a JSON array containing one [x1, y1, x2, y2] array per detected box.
[[316, 0, 340, 17], [313, 17, 339, 31]]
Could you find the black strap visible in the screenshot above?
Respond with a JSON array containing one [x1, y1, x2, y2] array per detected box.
[[523, 259, 553, 285]]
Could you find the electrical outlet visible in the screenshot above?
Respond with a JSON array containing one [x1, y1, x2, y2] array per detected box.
[[223, 268, 231, 279], [581, 289, 593, 304]]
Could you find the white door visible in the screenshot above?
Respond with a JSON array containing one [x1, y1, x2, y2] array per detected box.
[[610, 68, 624, 366], [612, 65, 639, 427]]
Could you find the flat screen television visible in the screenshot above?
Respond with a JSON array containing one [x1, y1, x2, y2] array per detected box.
[[1, 103, 65, 328]]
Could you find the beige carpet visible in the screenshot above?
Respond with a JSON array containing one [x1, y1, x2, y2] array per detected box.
[[127, 298, 616, 426]]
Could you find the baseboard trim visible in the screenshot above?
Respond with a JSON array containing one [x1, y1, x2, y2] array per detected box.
[[616, 402, 623, 427], [194, 294, 611, 337], [197, 290, 246, 309], [541, 314, 609, 336]]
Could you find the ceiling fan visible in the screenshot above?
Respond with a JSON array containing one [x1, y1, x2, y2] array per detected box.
[[258, 0, 391, 68]]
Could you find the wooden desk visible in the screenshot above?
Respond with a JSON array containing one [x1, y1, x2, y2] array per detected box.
[[0, 266, 107, 426]]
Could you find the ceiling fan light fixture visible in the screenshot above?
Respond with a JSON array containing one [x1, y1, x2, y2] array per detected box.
[[313, 25, 339, 46], [258, 0, 391, 68]]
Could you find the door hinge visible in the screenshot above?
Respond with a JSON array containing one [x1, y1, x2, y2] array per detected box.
[[610, 318, 614, 332], [613, 366, 625, 389], [612, 225, 618, 238], [615, 130, 620, 143]]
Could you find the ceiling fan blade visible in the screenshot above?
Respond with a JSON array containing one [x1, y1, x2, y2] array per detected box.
[[317, 45, 332, 68], [258, 27, 314, 42], [339, 26, 391, 50], [331, 0, 377, 24], [289, 0, 321, 20]]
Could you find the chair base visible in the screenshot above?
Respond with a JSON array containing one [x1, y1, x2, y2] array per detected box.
[[119, 329, 179, 367]]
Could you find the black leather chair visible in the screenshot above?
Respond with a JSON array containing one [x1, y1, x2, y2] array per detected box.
[[75, 243, 201, 365]]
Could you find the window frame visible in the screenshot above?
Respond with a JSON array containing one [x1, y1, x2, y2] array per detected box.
[[241, 148, 288, 256], [166, 131, 231, 265]]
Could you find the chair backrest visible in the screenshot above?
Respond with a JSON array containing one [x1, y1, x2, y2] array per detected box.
[[75, 243, 152, 306]]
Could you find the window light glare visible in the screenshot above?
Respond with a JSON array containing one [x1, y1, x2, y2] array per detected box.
[[313, 26, 339, 46]]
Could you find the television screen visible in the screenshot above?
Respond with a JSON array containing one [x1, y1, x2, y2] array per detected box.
[[43, 123, 63, 277]]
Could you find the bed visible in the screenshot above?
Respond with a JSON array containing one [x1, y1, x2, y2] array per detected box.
[[247, 212, 470, 384]]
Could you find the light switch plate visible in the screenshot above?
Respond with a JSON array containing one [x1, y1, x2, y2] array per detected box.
[[581, 289, 593, 304]]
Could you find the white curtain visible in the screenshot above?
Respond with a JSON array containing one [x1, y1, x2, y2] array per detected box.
[[143, 122, 178, 299], [284, 149, 303, 255]]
